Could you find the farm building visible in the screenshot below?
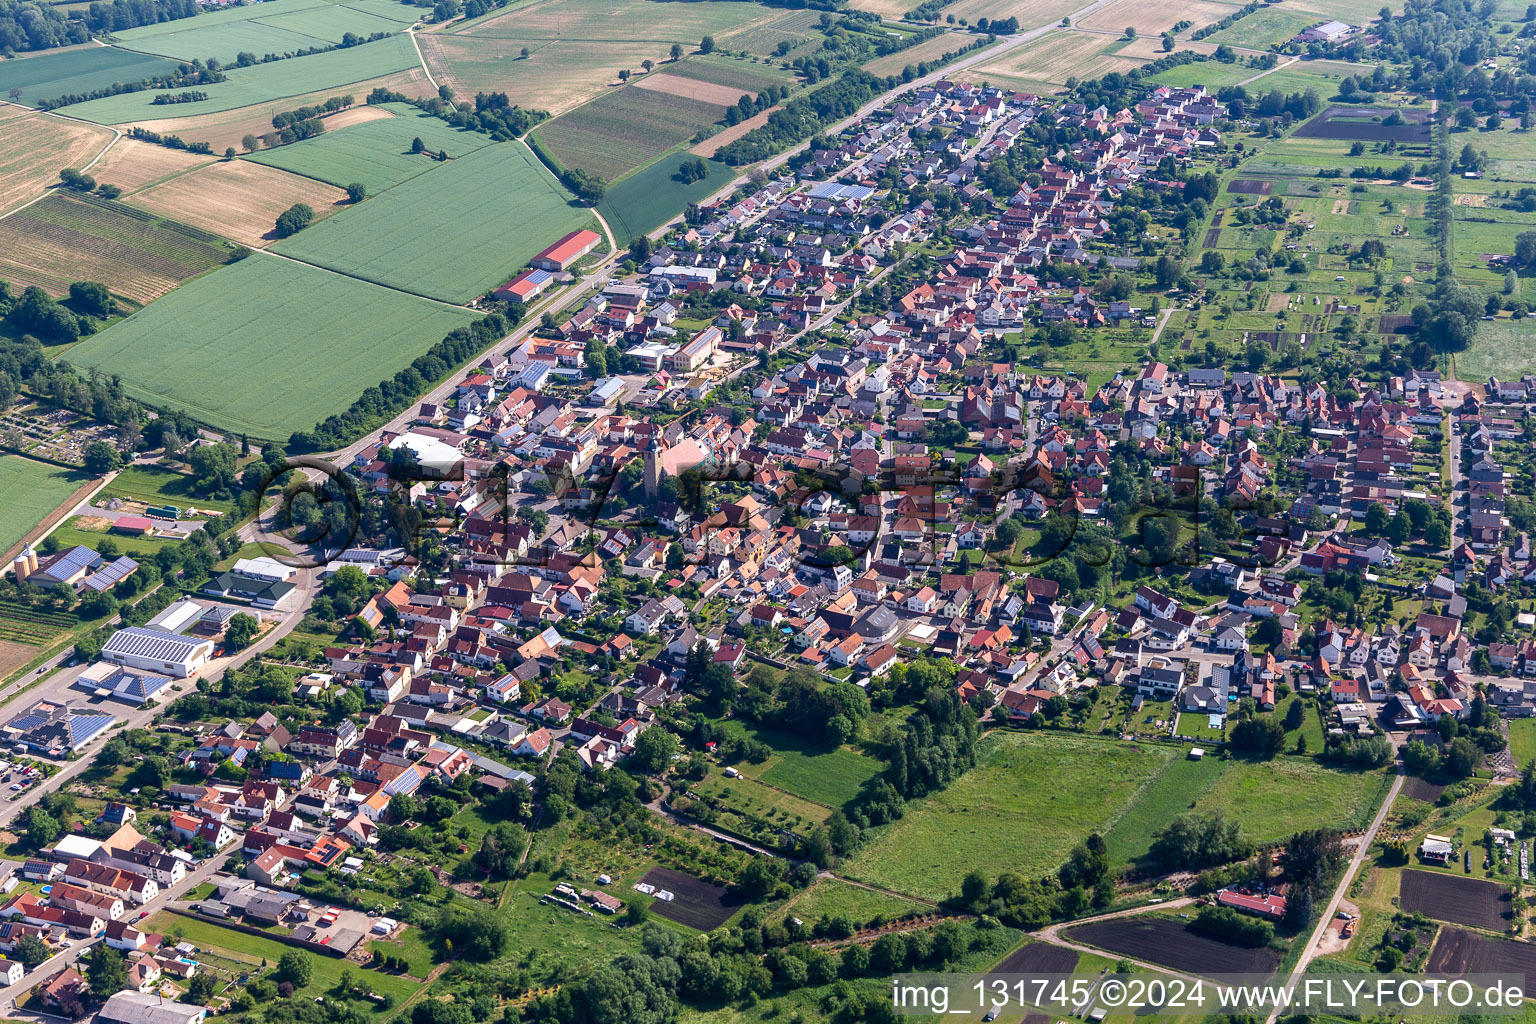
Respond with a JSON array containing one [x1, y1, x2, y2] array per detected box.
[[1420, 834, 1455, 863], [1298, 20, 1353, 41], [531, 229, 601, 272], [111, 517, 157, 536], [494, 268, 555, 303], [1217, 888, 1288, 919], [587, 378, 625, 406], [99, 626, 215, 678]]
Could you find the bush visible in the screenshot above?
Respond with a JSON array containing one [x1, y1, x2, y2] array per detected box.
[[1190, 905, 1274, 946]]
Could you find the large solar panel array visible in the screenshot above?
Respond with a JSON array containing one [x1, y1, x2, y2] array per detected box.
[[101, 626, 204, 662]]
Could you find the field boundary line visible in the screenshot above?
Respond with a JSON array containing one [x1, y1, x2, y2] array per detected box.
[[251, 247, 480, 311], [408, 26, 440, 90]]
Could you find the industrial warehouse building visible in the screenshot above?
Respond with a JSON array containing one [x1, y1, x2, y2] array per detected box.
[[98, 626, 215, 678]]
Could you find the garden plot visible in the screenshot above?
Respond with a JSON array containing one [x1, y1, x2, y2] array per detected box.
[[1399, 870, 1511, 931]]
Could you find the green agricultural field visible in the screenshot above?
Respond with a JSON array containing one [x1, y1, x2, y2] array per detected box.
[[786, 877, 931, 924], [140, 912, 415, 1012], [1148, 60, 1252, 90], [598, 151, 726, 246], [113, 20, 346, 64], [0, 457, 92, 558], [111, 0, 413, 61], [840, 733, 1178, 901], [56, 34, 420, 124], [0, 46, 183, 106], [1100, 756, 1224, 866], [247, 103, 495, 191], [1205, 7, 1320, 46], [115, 3, 411, 64], [274, 141, 591, 303], [99, 464, 235, 516], [1101, 749, 1387, 865], [1191, 756, 1392, 843], [64, 254, 477, 438], [536, 85, 726, 182]]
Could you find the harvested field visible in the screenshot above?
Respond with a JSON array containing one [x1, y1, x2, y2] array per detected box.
[[537, 84, 726, 181], [316, 104, 396, 129], [692, 106, 771, 157], [1427, 927, 1536, 975], [1076, 0, 1233, 36], [0, 46, 182, 107], [118, 68, 436, 152], [631, 72, 748, 108], [992, 941, 1079, 975], [425, 0, 784, 114], [863, 32, 966, 76], [88, 138, 215, 194], [1065, 915, 1282, 976], [1228, 179, 1274, 194], [636, 866, 741, 931], [1294, 106, 1432, 143], [0, 640, 35, 679], [421, 35, 660, 116], [0, 106, 114, 215], [0, 191, 235, 304], [1400, 870, 1510, 931], [65, 253, 477, 439], [718, 8, 822, 55], [969, 31, 1137, 90], [128, 158, 348, 247]]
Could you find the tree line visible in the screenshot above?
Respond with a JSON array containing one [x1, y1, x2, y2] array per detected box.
[[0, 0, 195, 54], [289, 310, 520, 450]]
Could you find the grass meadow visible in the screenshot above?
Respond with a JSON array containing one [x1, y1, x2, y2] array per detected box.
[[99, 464, 236, 515], [57, 34, 420, 123], [784, 877, 932, 923], [272, 140, 590, 303], [247, 102, 495, 191], [141, 912, 416, 1012], [0, 46, 181, 106], [0, 457, 92, 558], [1510, 719, 1536, 769], [839, 732, 1178, 901], [64, 254, 476, 438], [716, 721, 884, 808]]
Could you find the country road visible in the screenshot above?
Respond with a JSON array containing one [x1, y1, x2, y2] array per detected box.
[[1263, 767, 1404, 1024]]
